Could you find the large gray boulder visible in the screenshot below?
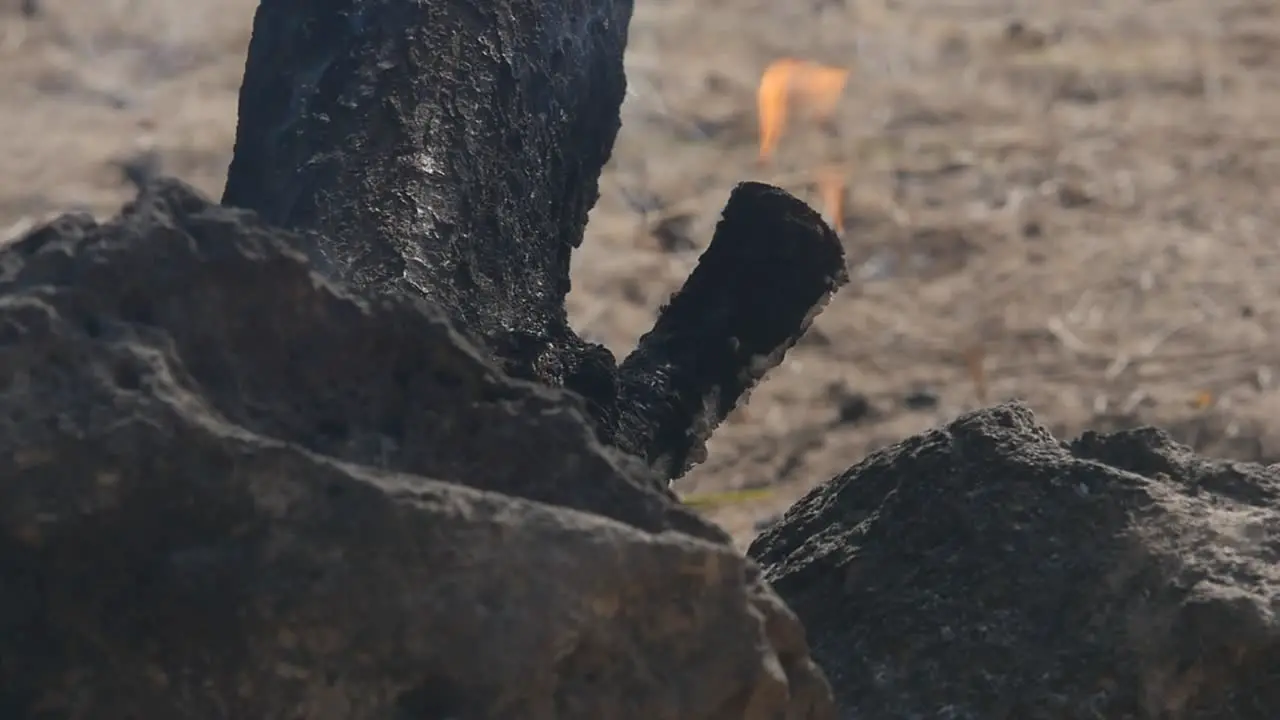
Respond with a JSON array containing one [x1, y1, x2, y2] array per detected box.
[[751, 404, 1280, 719], [0, 181, 835, 720]]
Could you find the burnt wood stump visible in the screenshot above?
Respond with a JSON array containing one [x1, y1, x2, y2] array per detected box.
[[222, 0, 847, 481]]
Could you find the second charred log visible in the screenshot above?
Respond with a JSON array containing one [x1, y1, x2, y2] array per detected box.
[[618, 183, 847, 479]]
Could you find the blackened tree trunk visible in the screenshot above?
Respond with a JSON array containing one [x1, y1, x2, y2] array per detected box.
[[222, 0, 846, 481]]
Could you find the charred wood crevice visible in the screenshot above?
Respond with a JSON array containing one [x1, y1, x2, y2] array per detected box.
[[222, 0, 847, 481]]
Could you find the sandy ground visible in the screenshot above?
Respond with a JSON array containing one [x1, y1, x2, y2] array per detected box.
[[6, 0, 1280, 548]]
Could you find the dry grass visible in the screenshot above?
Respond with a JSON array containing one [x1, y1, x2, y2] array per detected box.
[[5, 0, 1280, 547]]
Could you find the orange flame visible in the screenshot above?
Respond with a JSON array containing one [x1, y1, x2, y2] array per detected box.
[[756, 58, 850, 163], [815, 165, 846, 234], [757, 58, 850, 234]]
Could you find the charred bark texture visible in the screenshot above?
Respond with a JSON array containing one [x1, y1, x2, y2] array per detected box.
[[223, 0, 847, 480], [617, 183, 846, 478]]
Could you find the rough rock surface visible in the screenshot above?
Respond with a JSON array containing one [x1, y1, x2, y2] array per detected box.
[[751, 403, 1280, 719], [0, 180, 835, 720]]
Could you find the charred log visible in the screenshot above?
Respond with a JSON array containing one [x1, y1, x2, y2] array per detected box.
[[222, 0, 845, 479], [617, 182, 846, 478]]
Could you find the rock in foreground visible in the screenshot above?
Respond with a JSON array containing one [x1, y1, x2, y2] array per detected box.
[[751, 404, 1280, 719], [0, 180, 835, 720]]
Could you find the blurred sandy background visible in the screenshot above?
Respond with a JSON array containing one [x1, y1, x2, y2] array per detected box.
[[6, 0, 1280, 548]]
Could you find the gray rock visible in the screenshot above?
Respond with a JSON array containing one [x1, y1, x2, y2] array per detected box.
[[751, 403, 1280, 719], [0, 180, 835, 720]]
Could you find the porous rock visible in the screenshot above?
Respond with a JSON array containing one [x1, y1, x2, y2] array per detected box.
[[751, 403, 1280, 718], [0, 180, 835, 720]]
